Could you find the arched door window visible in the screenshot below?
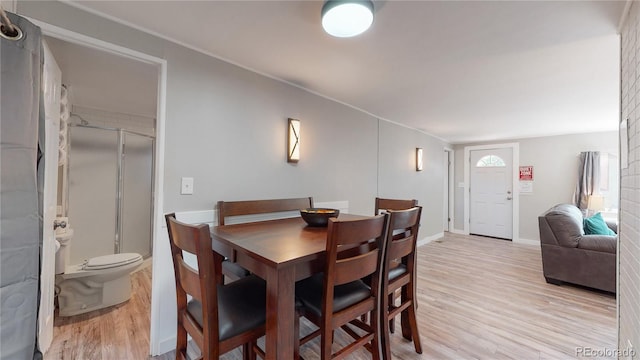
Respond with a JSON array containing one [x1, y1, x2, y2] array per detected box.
[[476, 155, 506, 167]]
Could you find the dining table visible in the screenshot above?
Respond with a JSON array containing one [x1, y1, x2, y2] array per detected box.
[[210, 213, 367, 360]]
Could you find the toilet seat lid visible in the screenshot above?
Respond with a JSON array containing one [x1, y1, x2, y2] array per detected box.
[[85, 253, 142, 270]]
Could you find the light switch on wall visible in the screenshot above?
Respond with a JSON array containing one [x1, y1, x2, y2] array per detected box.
[[181, 177, 194, 195]]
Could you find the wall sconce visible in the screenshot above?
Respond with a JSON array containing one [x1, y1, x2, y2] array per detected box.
[[288, 118, 300, 163], [415, 148, 423, 171]]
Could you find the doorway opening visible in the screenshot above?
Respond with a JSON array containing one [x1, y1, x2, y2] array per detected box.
[[37, 22, 167, 356]]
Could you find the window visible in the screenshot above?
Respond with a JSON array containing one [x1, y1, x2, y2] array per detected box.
[[476, 155, 506, 167], [600, 153, 619, 212]]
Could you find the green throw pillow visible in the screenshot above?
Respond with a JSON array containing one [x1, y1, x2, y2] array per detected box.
[[583, 212, 616, 236]]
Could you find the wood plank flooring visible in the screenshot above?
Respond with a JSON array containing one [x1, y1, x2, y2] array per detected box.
[[44, 232, 616, 359]]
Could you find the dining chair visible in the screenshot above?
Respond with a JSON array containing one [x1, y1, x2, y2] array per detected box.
[[373, 197, 418, 333], [216, 197, 314, 281], [375, 197, 418, 215], [165, 213, 267, 360], [381, 207, 423, 357], [295, 214, 389, 360]]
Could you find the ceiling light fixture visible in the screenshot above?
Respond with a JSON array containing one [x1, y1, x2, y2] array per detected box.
[[321, 0, 374, 38]]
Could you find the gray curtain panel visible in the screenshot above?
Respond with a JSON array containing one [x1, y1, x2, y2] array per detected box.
[[573, 151, 600, 210], [0, 12, 43, 360]]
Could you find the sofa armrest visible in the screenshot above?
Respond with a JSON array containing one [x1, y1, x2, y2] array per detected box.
[[606, 220, 617, 234], [577, 235, 617, 253]]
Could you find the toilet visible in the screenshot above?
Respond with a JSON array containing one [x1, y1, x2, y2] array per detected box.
[[55, 218, 143, 317]]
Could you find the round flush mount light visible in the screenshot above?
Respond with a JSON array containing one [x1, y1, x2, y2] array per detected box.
[[321, 0, 374, 38]]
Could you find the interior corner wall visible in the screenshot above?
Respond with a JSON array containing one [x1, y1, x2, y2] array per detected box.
[[15, 0, 450, 355], [452, 131, 618, 241], [377, 120, 448, 238], [619, 2, 640, 355]]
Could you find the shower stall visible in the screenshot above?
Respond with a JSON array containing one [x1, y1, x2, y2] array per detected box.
[[67, 124, 154, 264]]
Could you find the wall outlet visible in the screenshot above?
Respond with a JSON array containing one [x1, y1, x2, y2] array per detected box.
[[181, 177, 194, 195]]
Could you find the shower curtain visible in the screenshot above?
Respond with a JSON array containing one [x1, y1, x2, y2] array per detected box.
[[0, 11, 44, 360]]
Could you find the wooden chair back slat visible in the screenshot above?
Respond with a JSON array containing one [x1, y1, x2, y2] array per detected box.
[[386, 235, 414, 262], [334, 250, 379, 285], [217, 197, 313, 225], [375, 197, 418, 215], [176, 257, 202, 301]]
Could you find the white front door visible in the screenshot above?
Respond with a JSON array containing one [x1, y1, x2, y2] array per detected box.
[[39, 41, 61, 354], [470, 148, 513, 239]]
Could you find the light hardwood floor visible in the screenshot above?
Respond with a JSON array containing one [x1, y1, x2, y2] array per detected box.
[[44, 233, 616, 359]]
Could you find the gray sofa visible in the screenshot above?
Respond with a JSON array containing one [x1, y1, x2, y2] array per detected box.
[[538, 204, 617, 293]]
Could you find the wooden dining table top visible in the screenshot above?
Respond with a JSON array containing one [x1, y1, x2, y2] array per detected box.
[[210, 213, 367, 268]]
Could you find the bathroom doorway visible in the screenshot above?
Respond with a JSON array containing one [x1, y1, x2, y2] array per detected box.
[[39, 30, 163, 355], [43, 36, 157, 264]]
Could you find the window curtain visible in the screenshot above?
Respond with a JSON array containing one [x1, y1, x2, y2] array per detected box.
[[573, 151, 600, 210], [0, 11, 44, 360]]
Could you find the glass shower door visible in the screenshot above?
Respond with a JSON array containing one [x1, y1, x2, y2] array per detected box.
[[120, 131, 153, 257], [68, 126, 118, 263]]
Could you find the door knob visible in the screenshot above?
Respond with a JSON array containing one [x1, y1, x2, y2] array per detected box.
[[506, 196, 513, 200]]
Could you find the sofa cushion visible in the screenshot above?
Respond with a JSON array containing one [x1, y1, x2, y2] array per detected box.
[[577, 235, 617, 253], [543, 204, 584, 247], [584, 213, 616, 236]]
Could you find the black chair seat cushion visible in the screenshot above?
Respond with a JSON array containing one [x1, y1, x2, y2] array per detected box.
[[388, 264, 407, 282], [296, 273, 371, 318], [187, 275, 266, 341], [222, 259, 251, 279]]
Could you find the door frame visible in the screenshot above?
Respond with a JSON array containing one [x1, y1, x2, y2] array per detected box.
[[463, 143, 519, 242], [27, 19, 168, 356], [444, 147, 455, 232], [40, 40, 62, 354]]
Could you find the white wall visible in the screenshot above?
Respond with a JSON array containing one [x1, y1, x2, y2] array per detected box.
[[619, 3, 640, 355], [377, 120, 448, 239], [453, 131, 618, 241], [16, 1, 451, 355]]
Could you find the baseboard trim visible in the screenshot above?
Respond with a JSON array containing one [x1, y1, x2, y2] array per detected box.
[[450, 228, 467, 235], [157, 336, 176, 357], [417, 232, 444, 247], [514, 237, 540, 246]]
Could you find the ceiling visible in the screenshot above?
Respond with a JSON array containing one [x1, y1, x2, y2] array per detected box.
[[45, 36, 158, 118], [70, 1, 627, 144]]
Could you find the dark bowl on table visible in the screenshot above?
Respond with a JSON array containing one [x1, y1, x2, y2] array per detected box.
[[300, 208, 340, 227]]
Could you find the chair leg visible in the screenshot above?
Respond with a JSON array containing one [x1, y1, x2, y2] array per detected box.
[[381, 311, 392, 360], [400, 283, 422, 354], [242, 340, 258, 360], [242, 342, 254, 360], [388, 293, 396, 334], [371, 309, 382, 360], [294, 312, 301, 360], [176, 326, 188, 360]]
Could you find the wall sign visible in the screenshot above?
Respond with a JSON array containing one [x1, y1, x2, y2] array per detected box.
[[519, 166, 533, 181]]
